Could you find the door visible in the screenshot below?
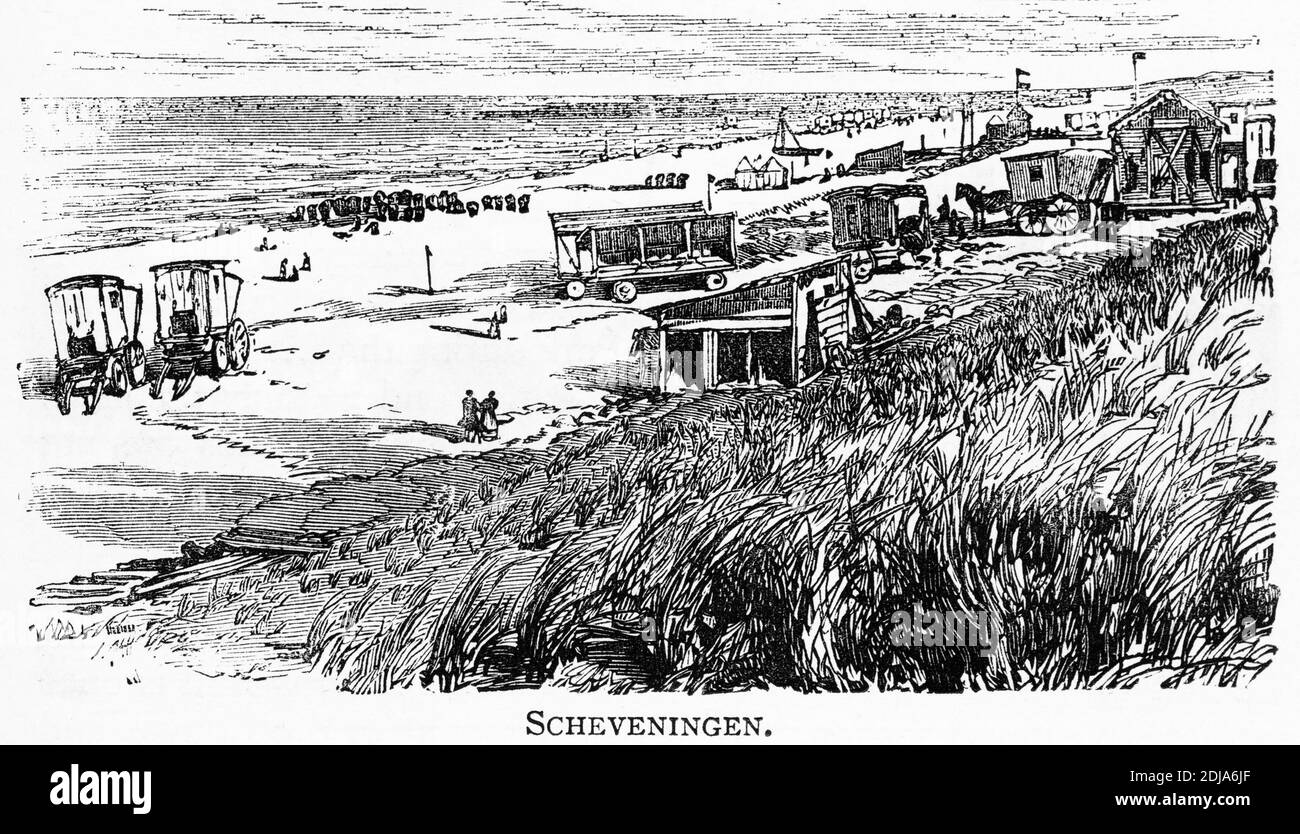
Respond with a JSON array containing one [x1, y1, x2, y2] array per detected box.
[[844, 200, 862, 245]]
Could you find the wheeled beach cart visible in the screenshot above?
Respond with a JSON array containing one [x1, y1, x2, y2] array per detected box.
[[1002, 148, 1116, 235], [549, 202, 738, 303], [149, 259, 250, 400], [45, 275, 147, 415], [825, 183, 932, 276]]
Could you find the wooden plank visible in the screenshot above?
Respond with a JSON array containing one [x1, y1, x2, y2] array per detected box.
[[132, 550, 295, 599]]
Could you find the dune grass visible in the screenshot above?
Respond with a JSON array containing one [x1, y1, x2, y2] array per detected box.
[[291, 207, 1279, 693]]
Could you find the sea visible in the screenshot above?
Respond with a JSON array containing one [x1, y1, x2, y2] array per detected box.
[[23, 90, 1071, 257]]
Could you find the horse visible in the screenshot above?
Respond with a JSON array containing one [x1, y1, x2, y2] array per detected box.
[[955, 182, 1012, 232]]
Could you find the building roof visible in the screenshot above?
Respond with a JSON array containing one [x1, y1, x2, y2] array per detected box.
[[735, 156, 757, 173], [1108, 89, 1227, 134], [1007, 101, 1032, 122], [827, 183, 928, 201], [757, 157, 787, 173], [856, 140, 904, 158], [645, 253, 850, 320], [45, 275, 125, 296], [149, 259, 232, 273], [549, 202, 734, 235]]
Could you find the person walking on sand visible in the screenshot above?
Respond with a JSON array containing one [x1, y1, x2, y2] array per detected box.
[[487, 310, 501, 340], [302, 252, 311, 272], [479, 391, 500, 441], [279, 258, 288, 280], [460, 390, 481, 443]]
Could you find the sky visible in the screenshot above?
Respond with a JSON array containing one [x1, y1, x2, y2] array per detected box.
[[13, 0, 1285, 96]]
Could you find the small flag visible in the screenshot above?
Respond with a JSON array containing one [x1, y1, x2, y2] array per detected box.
[[1133, 51, 1146, 61], [1016, 67, 1031, 91], [707, 174, 716, 183], [425, 244, 432, 257]]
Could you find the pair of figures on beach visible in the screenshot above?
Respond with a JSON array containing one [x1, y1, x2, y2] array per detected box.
[[460, 390, 499, 442]]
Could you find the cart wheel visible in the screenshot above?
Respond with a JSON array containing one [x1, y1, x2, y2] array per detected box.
[[1044, 197, 1082, 235], [900, 232, 926, 256], [55, 375, 73, 416], [82, 378, 104, 416], [105, 357, 129, 397], [226, 319, 251, 372], [124, 340, 147, 388], [173, 363, 198, 401], [1015, 207, 1048, 236], [564, 280, 587, 300], [210, 339, 230, 379], [610, 280, 638, 303], [853, 250, 877, 281], [703, 273, 728, 292], [150, 360, 170, 400]]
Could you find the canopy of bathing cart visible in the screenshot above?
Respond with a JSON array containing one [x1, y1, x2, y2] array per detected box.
[[150, 259, 244, 340], [45, 275, 142, 362]]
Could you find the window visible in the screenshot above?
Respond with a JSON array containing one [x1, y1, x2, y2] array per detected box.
[[1230, 113, 1239, 125], [1028, 164, 1044, 182], [107, 289, 120, 308], [1199, 151, 1212, 181]]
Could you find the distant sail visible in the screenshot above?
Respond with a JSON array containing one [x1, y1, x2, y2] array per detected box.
[[772, 112, 824, 158]]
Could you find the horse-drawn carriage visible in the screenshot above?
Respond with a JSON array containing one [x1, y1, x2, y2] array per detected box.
[[825, 184, 931, 276], [1000, 148, 1116, 235], [149, 259, 251, 400], [45, 276, 147, 415]]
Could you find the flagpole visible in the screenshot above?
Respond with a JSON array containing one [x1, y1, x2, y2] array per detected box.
[[1132, 54, 1140, 105], [425, 244, 433, 293]]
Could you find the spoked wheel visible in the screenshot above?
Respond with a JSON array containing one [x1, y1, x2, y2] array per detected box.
[[610, 280, 638, 304], [853, 250, 877, 282], [564, 280, 587, 300], [226, 319, 251, 372], [1044, 196, 1083, 235], [1014, 205, 1049, 236], [55, 375, 73, 416], [209, 338, 230, 379], [105, 357, 129, 397], [704, 273, 728, 292], [124, 340, 147, 388]]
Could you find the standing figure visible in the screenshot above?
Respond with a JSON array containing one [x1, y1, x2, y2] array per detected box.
[[479, 391, 500, 441], [486, 311, 501, 340], [938, 195, 951, 228], [460, 390, 481, 443], [279, 258, 289, 280], [302, 252, 312, 271]]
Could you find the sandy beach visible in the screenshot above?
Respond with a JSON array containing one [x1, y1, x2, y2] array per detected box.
[[13, 86, 1166, 588]]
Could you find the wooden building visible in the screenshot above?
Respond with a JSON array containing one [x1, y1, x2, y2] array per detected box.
[[985, 102, 1032, 143], [1109, 89, 1227, 212], [851, 140, 905, 174], [645, 255, 853, 391], [1245, 114, 1276, 198]]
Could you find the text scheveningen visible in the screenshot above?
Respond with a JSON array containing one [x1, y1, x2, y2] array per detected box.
[[526, 711, 769, 738]]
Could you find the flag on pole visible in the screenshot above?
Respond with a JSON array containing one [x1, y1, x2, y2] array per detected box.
[[1132, 51, 1147, 62], [1015, 68, 1031, 90]]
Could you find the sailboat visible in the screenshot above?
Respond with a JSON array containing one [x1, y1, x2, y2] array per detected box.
[[772, 110, 824, 164]]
